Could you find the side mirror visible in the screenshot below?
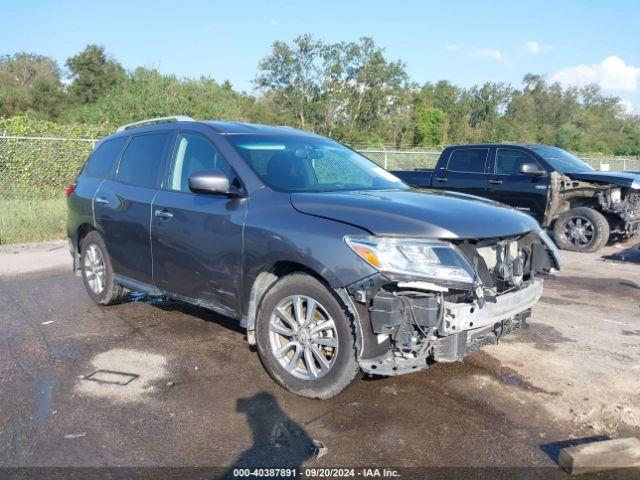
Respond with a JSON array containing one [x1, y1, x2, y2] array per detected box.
[[188, 170, 238, 196], [519, 163, 546, 176]]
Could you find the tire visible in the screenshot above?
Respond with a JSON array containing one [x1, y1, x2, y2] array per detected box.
[[80, 231, 129, 305], [255, 273, 360, 399], [553, 207, 610, 252]]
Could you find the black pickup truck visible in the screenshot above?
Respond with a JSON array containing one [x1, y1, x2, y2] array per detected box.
[[392, 144, 640, 252]]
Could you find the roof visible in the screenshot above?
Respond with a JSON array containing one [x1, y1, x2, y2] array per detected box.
[[444, 143, 549, 149], [106, 117, 321, 140], [203, 120, 320, 137]]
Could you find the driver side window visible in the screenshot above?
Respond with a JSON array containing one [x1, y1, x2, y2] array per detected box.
[[169, 132, 233, 192], [495, 149, 543, 175]]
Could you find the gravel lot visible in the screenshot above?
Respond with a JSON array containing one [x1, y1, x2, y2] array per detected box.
[[0, 239, 639, 475]]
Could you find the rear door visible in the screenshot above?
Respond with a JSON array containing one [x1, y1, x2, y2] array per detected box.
[[94, 131, 172, 284], [151, 131, 247, 315], [486, 148, 550, 221], [436, 147, 491, 197]]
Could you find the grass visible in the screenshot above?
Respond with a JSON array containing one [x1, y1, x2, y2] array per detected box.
[[0, 198, 67, 244]]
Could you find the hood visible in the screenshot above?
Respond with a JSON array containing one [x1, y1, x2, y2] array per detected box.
[[565, 171, 640, 188], [291, 189, 540, 239]]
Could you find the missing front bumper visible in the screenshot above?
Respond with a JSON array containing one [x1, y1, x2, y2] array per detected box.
[[442, 279, 543, 334]]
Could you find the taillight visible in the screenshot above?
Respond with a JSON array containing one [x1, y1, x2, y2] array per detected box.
[[66, 182, 77, 197]]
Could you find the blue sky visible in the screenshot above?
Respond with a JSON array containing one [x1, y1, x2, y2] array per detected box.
[[2, 0, 639, 111]]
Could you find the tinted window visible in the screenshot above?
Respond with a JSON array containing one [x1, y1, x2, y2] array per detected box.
[[495, 149, 542, 175], [85, 137, 127, 179], [169, 133, 234, 192], [117, 133, 170, 188], [530, 146, 594, 173], [447, 149, 488, 173], [227, 134, 406, 192]]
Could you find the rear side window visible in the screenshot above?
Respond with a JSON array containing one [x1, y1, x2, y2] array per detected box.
[[495, 149, 542, 175], [84, 137, 127, 179], [446, 149, 488, 173], [116, 133, 170, 188]]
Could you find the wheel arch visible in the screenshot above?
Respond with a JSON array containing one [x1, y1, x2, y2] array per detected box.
[[244, 261, 364, 358]]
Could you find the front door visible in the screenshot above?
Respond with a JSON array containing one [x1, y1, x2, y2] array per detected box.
[[151, 131, 247, 315], [486, 148, 550, 222]]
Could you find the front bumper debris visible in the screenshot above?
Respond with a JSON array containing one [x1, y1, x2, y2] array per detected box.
[[442, 278, 543, 334]]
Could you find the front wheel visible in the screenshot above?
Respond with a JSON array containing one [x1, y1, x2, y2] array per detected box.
[[255, 273, 359, 399], [553, 207, 610, 252]]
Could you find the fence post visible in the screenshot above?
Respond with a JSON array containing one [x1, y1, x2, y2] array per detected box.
[[623, 158, 627, 171], [384, 152, 388, 170]]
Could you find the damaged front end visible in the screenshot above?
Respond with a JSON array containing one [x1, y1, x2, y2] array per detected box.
[[545, 172, 640, 237], [345, 230, 562, 376]]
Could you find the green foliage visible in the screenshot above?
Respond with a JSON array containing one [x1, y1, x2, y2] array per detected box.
[[413, 106, 446, 146], [0, 53, 65, 118], [0, 116, 104, 201], [66, 67, 252, 125], [0, 198, 67, 244], [0, 39, 639, 156], [255, 35, 411, 145], [66, 45, 126, 104]]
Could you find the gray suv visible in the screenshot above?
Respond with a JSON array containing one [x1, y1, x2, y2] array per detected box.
[[67, 116, 562, 398]]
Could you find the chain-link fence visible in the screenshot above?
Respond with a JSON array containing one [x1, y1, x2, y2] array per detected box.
[[1, 135, 639, 244], [0, 136, 95, 244]]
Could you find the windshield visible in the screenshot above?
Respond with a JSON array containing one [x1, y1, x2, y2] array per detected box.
[[226, 134, 408, 192], [530, 146, 594, 173]]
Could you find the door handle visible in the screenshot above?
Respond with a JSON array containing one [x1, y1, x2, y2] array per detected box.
[[154, 209, 174, 220], [95, 197, 110, 205], [435, 177, 448, 182], [489, 179, 503, 185]]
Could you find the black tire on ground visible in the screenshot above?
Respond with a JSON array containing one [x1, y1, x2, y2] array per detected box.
[[80, 231, 129, 305], [553, 207, 610, 252], [255, 273, 360, 399]]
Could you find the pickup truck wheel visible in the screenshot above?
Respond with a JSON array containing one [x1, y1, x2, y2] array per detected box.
[[553, 207, 610, 252], [255, 273, 359, 399], [80, 231, 129, 305]]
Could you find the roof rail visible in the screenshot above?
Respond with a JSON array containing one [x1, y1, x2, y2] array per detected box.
[[116, 115, 195, 132]]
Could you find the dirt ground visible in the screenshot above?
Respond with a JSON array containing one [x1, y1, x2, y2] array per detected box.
[[0, 239, 639, 476]]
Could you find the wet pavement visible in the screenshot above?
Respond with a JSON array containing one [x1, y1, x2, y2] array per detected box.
[[0, 241, 639, 475]]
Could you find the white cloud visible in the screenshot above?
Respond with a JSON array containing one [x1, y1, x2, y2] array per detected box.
[[269, 19, 279, 26], [444, 44, 459, 51], [523, 41, 553, 55], [472, 48, 503, 61], [551, 56, 640, 92], [619, 100, 635, 114]]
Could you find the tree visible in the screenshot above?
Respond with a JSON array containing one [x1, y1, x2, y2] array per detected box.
[[255, 35, 411, 144], [66, 45, 125, 104], [0, 53, 64, 117]]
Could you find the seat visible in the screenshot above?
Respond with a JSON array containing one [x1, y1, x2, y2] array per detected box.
[[265, 152, 307, 189]]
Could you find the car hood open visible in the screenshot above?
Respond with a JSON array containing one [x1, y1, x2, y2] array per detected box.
[[290, 189, 540, 239], [565, 171, 640, 187]]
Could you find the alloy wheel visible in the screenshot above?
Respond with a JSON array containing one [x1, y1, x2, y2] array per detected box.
[[268, 295, 339, 380], [84, 244, 106, 294], [562, 216, 595, 247]]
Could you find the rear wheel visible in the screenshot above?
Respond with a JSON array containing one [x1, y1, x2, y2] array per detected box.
[[553, 207, 610, 252], [255, 273, 359, 399], [80, 231, 128, 305]]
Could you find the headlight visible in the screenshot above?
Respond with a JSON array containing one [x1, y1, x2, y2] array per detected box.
[[631, 180, 640, 190], [610, 188, 622, 204], [345, 236, 476, 285]]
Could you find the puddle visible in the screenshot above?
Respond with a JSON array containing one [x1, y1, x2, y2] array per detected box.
[[33, 378, 55, 428], [494, 373, 548, 394], [513, 322, 576, 352], [76, 348, 168, 403]]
